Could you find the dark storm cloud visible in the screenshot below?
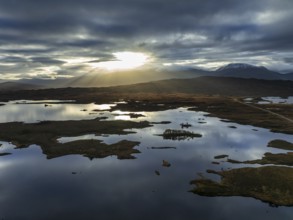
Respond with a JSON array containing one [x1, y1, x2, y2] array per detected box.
[[284, 57, 293, 64], [0, 56, 28, 63], [59, 39, 111, 48], [0, 0, 292, 79], [30, 57, 66, 65]]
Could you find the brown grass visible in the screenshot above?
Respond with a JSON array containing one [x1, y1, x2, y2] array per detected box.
[[0, 118, 150, 159], [268, 139, 293, 150], [191, 166, 293, 206]]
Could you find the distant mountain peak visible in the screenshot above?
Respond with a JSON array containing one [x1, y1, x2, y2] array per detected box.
[[217, 63, 267, 71]]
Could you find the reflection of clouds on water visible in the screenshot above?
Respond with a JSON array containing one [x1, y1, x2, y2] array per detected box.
[[0, 158, 13, 170], [0, 101, 116, 123], [56, 107, 293, 164], [260, 96, 293, 104], [0, 102, 293, 219]]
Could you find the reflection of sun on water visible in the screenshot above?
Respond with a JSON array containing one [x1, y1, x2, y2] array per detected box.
[[114, 115, 131, 120], [93, 51, 150, 71]]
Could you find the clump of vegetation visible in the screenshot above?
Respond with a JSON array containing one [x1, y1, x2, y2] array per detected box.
[[155, 170, 160, 176], [44, 139, 141, 160], [112, 113, 145, 118], [0, 118, 151, 159], [160, 129, 202, 141], [180, 123, 192, 128], [150, 146, 176, 150], [188, 98, 293, 134], [190, 166, 293, 206], [162, 160, 171, 167], [128, 113, 145, 118], [214, 155, 229, 159], [0, 152, 11, 156], [150, 121, 171, 125], [268, 139, 293, 151]]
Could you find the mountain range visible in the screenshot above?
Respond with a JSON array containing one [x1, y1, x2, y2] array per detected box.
[[1, 77, 292, 102], [1, 63, 293, 91]]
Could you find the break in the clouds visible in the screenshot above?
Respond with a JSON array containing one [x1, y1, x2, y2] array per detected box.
[[0, 0, 293, 80]]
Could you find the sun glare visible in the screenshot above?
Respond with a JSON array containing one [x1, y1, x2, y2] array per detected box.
[[93, 51, 150, 71]]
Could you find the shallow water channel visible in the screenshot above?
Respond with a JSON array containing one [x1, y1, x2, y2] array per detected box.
[[0, 101, 292, 220]]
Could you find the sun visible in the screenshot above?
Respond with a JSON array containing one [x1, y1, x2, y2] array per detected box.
[[93, 51, 150, 71]]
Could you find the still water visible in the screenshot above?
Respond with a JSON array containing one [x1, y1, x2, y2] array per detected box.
[[0, 101, 292, 220], [244, 96, 293, 104]]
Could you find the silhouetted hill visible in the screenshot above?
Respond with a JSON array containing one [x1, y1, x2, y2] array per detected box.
[[215, 63, 286, 80], [284, 73, 293, 80], [0, 82, 43, 91], [4, 63, 291, 90], [66, 64, 293, 87], [1, 77, 292, 102], [65, 68, 209, 87], [111, 76, 293, 96]]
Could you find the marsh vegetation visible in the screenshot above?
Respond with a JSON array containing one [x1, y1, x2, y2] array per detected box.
[[0, 94, 292, 219]]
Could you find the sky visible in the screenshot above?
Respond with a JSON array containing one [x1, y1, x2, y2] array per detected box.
[[0, 0, 293, 81]]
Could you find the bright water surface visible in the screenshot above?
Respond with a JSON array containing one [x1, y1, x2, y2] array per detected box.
[[244, 96, 293, 104], [0, 101, 293, 220]]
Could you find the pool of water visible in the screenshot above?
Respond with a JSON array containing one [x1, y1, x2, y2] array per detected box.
[[243, 96, 293, 104], [0, 101, 292, 220], [259, 96, 293, 104], [0, 100, 116, 123]]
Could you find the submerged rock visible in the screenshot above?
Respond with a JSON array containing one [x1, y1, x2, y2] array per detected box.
[[155, 170, 160, 176]]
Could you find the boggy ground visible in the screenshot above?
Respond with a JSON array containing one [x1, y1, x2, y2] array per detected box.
[[0, 90, 293, 206], [188, 98, 293, 134], [44, 139, 141, 159], [195, 137, 293, 206], [228, 152, 293, 166], [0, 85, 292, 133], [0, 118, 151, 159], [268, 139, 293, 150], [1, 94, 292, 143], [81, 94, 293, 134], [191, 166, 293, 206], [227, 139, 293, 166]]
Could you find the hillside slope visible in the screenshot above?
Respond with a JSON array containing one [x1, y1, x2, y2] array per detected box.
[[0, 77, 292, 102]]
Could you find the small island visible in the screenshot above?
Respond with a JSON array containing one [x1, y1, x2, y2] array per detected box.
[[268, 139, 293, 151], [159, 129, 202, 141]]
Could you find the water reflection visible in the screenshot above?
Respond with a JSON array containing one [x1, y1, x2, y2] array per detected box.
[[0, 102, 292, 219], [261, 96, 293, 104], [0, 101, 116, 123], [244, 96, 293, 104]]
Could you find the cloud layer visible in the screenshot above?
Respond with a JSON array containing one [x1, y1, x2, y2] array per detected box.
[[0, 0, 293, 80]]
